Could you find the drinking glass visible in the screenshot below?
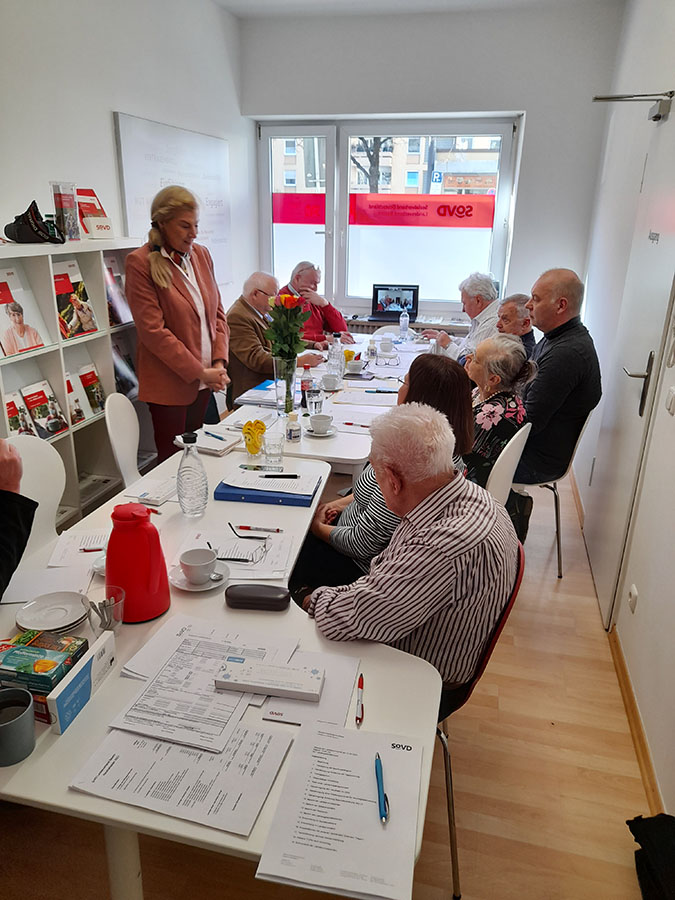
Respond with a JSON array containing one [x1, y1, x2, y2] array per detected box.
[[264, 431, 285, 465], [306, 388, 324, 416]]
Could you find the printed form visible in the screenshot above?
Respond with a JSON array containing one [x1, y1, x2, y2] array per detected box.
[[257, 725, 423, 900], [71, 724, 292, 836]]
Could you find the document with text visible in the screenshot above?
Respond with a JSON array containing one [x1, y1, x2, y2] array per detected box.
[[71, 724, 292, 836], [256, 725, 423, 900]]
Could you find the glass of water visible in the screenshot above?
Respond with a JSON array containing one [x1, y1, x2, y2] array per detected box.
[[307, 388, 324, 416], [264, 431, 285, 465]]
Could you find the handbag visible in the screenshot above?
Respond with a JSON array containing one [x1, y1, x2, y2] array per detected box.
[[4, 201, 65, 244]]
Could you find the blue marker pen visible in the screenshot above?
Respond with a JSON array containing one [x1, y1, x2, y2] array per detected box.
[[375, 752, 389, 824]]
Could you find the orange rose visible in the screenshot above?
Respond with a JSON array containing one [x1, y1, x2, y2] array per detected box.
[[279, 293, 302, 309]]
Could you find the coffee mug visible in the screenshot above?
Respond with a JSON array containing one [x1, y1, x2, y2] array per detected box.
[[180, 548, 217, 585], [321, 373, 340, 391], [310, 414, 333, 434], [0, 688, 35, 767], [346, 359, 364, 374]]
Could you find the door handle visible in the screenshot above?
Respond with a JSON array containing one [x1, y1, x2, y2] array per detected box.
[[622, 350, 655, 416]]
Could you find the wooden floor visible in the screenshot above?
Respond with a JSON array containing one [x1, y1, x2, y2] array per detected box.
[[0, 477, 647, 899]]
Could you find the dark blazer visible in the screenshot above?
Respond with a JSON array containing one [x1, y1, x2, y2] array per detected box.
[[125, 243, 229, 406], [226, 296, 275, 402], [1, 491, 38, 600]]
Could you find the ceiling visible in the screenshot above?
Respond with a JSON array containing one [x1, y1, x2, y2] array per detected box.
[[216, 0, 622, 18]]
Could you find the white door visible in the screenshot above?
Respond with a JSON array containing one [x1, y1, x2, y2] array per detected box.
[[613, 294, 675, 809], [584, 116, 675, 626]]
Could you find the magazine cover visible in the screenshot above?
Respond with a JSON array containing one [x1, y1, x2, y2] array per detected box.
[[111, 340, 138, 399], [78, 363, 106, 414], [76, 188, 107, 234], [53, 259, 98, 339], [0, 264, 50, 356], [103, 253, 132, 326], [20, 379, 69, 439], [50, 181, 80, 241], [6, 390, 37, 436], [65, 371, 93, 425]]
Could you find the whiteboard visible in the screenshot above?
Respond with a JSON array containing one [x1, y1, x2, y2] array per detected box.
[[114, 112, 232, 285]]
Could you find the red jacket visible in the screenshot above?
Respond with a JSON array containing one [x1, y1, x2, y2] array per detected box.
[[279, 284, 347, 344]]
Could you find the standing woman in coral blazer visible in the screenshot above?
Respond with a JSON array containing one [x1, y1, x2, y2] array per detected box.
[[125, 186, 229, 462]]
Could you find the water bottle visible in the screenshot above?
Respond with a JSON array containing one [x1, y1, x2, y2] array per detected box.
[[300, 365, 312, 408], [399, 309, 409, 341], [177, 432, 208, 517]]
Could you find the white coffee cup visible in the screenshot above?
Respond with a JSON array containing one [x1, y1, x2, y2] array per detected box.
[[310, 414, 333, 434], [380, 337, 394, 354], [321, 373, 341, 391], [180, 548, 217, 584], [346, 359, 364, 374]]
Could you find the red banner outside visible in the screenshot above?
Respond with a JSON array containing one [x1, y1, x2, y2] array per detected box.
[[349, 193, 494, 228]]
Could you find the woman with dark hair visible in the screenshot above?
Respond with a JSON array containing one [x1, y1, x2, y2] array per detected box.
[[125, 186, 229, 462], [463, 333, 537, 487], [289, 352, 474, 598]]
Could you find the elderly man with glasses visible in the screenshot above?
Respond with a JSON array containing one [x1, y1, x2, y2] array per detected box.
[[280, 261, 354, 348], [226, 271, 323, 405]]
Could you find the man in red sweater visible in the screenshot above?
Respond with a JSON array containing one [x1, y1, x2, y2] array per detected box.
[[279, 262, 354, 348]]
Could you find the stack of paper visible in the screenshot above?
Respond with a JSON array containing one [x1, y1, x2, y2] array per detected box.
[[124, 475, 177, 506], [174, 430, 241, 456]]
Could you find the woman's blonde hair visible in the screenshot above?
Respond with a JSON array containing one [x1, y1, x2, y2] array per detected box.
[[147, 186, 198, 289]]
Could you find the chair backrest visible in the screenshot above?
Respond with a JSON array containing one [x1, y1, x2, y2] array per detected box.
[[104, 393, 141, 487], [557, 409, 593, 482], [485, 423, 532, 505], [438, 542, 525, 721], [371, 325, 398, 337], [8, 434, 66, 555]]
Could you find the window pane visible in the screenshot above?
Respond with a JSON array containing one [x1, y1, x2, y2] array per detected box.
[[346, 133, 501, 300], [270, 136, 326, 285]]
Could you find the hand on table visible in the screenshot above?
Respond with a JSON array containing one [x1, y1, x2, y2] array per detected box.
[[0, 439, 23, 494], [313, 340, 330, 352], [339, 332, 356, 345], [298, 351, 324, 368], [421, 329, 451, 349]]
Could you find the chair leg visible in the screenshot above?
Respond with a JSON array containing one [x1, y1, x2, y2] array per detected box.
[[542, 482, 563, 578], [436, 727, 461, 900]]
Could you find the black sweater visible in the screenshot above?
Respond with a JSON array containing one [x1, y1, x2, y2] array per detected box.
[[0, 490, 38, 600]]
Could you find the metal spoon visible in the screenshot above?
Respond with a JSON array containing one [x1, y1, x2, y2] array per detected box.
[[209, 572, 225, 582]]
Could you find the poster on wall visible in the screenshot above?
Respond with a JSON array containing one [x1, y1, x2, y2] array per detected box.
[[114, 112, 232, 285]]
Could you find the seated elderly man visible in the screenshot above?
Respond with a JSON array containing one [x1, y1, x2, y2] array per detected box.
[[497, 292, 536, 358], [422, 272, 499, 364], [303, 403, 519, 688], [279, 261, 354, 348], [226, 271, 323, 405]]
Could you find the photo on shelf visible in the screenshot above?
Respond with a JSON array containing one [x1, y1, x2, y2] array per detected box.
[[6, 390, 37, 436], [0, 264, 50, 357], [53, 259, 98, 340], [78, 363, 106, 414], [103, 253, 132, 327], [65, 371, 94, 425], [20, 379, 69, 439]]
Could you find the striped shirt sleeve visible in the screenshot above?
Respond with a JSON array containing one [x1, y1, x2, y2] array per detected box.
[[328, 468, 400, 570]]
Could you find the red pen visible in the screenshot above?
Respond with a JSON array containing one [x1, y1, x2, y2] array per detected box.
[[343, 422, 370, 429], [355, 673, 364, 727], [236, 525, 283, 533]]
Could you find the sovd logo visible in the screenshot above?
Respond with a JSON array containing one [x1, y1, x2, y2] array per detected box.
[[436, 204, 473, 219]]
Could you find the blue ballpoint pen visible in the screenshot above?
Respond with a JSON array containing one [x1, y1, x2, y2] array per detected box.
[[365, 389, 397, 394], [375, 753, 389, 824], [204, 430, 227, 442]]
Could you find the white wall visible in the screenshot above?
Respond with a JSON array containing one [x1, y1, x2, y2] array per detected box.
[[0, 0, 257, 303], [239, 2, 624, 295]]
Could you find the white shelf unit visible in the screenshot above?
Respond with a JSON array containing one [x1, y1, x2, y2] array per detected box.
[[0, 238, 156, 528]]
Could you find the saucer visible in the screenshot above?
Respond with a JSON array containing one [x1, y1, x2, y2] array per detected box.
[[16, 591, 89, 632], [168, 561, 230, 592], [304, 426, 337, 438]]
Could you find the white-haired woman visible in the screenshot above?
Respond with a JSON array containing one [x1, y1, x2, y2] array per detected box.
[[125, 186, 229, 461], [463, 333, 537, 486]]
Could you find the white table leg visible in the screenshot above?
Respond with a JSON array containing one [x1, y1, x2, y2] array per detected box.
[[104, 824, 144, 900]]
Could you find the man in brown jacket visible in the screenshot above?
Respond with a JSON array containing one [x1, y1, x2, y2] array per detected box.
[[227, 272, 323, 405]]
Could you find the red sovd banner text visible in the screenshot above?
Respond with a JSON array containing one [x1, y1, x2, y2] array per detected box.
[[349, 193, 495, 228]]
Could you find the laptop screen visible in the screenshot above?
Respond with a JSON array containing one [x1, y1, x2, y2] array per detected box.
[[370, 284, 419, 319]]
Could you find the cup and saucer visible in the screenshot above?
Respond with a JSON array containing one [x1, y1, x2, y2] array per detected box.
[[169, 548, 230, 592], [305, 414, 336, 438]]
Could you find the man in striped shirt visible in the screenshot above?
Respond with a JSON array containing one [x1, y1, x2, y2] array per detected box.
[[305, 403, 519, 687]]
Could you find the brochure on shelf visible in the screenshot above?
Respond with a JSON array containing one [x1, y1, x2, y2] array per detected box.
[[103, 252, 132, 326], [0, 263, 50, 356], [76, 188, 113, 238], [20, 379, 69, 439], [53, 259, 98, 339], [78, 363, 106, 415], [65, 371, 94, 424], [5, 390, 37, 436], [50, 181, 80, 241]]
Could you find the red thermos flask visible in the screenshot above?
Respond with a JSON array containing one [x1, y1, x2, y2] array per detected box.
[[106, 503, 170, 623]]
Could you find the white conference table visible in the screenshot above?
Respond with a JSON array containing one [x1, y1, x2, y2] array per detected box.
[[0, 449, 442, 900]]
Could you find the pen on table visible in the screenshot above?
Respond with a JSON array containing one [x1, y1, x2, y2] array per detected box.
[[343, 422, 370, 429], [204, 430, 227, 442], [365, 389, 398, 394], [228, 521, 267, 540], [259, 473, 299, 479], [79, 546, 105, 553], [375, 752, 389, 824], [236, 525, 284, 533], [355, 672, 364, 727]]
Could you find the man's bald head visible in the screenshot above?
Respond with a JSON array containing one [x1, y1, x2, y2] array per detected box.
[[527, 268, 584, 333]]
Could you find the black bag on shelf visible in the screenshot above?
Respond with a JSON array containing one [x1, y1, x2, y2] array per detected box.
[[627, 813, 675, 899], [4, 200, 65, 244]]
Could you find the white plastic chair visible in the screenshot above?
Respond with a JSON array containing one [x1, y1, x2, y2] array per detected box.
[[485, 423, 532, 506], [513, 412, 592, 579], [8, 434, 66, 556], [371, 325, 398, 337], [104, 393, 141, 487]]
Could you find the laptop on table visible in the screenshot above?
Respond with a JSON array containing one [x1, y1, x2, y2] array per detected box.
[[368, 284, 419, 322]]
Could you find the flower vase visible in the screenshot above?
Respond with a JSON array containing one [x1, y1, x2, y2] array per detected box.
[[273, 356, 297, 416]]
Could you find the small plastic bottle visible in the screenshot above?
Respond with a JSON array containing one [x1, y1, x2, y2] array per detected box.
[[429, 338, 438, 355], [300, 365, 312, 408], [286, 412, 301, 442], [366, 339, 377, 361], [176, 432, 208, 517], [399, 309, 409, 341]]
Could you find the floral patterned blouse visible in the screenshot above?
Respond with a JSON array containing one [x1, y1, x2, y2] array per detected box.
[[462, 389, 528, 488]]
